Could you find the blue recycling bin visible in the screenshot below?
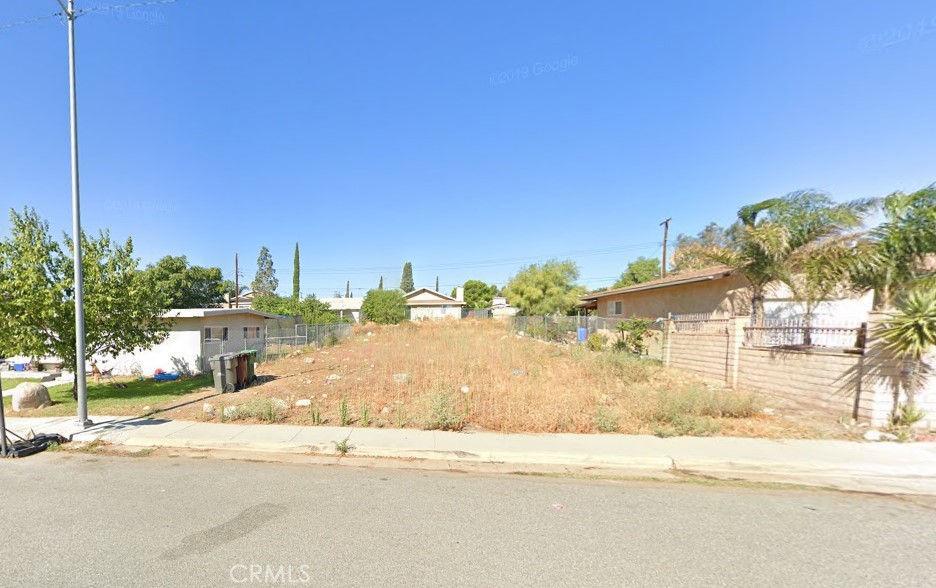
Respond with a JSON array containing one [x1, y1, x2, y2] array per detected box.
[[577, 327, 588, 342]]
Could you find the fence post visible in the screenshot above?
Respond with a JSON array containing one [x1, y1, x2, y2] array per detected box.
[[725, 316, 748, 388], [662, 318, 675, 367]]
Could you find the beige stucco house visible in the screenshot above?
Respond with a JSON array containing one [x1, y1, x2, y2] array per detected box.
[[404, 287, 466, 320], [580, 265, 874, 322], [581, 266, 749, 319]]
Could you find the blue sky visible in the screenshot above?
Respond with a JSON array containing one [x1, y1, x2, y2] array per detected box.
[[1, 0, 934, 297]]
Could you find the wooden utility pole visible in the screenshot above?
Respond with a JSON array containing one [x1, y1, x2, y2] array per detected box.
[[234, 253, 239, 308], [660, 218, 672, 278]]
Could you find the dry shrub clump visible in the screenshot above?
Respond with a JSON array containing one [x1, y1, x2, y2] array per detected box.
[[212, 319, 812, 437]]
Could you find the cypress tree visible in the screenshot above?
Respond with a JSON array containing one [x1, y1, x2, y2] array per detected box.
[[400, 262, 414, 293], [292, 243, 300, 299], [435, 276, 439, 291], [346, 280, 350, 298], [378, 276, 384, 290]]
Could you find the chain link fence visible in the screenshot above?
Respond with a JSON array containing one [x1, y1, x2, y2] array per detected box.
[[202, 319, 353, 368], [507, 315, 665, 360]]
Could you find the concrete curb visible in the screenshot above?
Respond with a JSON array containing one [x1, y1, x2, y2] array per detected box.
[[7, 415, 936, 495]]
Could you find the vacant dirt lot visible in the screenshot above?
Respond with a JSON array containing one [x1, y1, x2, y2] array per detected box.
[[158, 320, 829, 438]]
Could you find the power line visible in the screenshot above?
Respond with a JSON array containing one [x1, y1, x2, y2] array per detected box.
[[272, 242, 661, 275], [0, 0, 178, 32]]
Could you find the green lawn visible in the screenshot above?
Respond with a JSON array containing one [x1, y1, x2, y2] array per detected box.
[[1, 377, 43, 391], [2, 374, 213, 417]]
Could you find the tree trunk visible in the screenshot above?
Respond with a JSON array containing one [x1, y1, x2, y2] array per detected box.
[[72, 372, 78, 401], [750, 289, 766, 327]]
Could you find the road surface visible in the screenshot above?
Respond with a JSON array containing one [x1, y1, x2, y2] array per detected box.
[[1, 451, 934, 587]]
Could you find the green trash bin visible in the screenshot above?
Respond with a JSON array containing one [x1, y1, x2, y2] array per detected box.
[[242, 349, 258, 383]]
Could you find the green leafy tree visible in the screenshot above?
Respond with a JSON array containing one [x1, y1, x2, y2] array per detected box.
[[847, 186, 936, 310], [502, 260, 584, 315], [457, 280, 498, 309], [689, 191, 872, 325], [142, 256, 226, 308], [672, 223, 731, 272], [400, 262, 414, 293], [252, 246, 278, 296], [253, 294, 341, 324], [613, 257, 661, 288], [292, 243, 300, 299], [0, 208, 170, 396], [361, 289, 407, 324]]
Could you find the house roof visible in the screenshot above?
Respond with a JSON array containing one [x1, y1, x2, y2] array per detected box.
[[581, 265, 736, 301], [163, 308, 278, 319], [403, 287, 466, 306], [319, 297, 363, 311]]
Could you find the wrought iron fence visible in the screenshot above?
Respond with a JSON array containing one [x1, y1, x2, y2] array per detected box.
[[744, 318, 866, 350], [671, 312, 729, 334]]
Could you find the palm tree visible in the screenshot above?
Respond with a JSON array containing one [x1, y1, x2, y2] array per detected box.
[[848, 186, 936, 310], [694, 191, 872, 326], [879, 287, 936, 413]]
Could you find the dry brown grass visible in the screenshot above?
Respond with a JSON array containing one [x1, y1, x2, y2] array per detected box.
[[161, 320, 822, 437]]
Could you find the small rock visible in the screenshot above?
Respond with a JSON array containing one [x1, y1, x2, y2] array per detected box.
[[381, 406, 391, 415], [510, 369, 525, 376], [202, 402, 215, 416], [295, 399, 311, 408], [880, 432, 899, 441], [393, 373, 410, 384], [864, 430, 888, 442], [222, 405, 239, 419], [460, 386, 470, 394], [761, 408, 776, 416], [366, 332, 373, 336], [326, 374, 341, 382], [271, 398, 289, 410], [11, 382, 52, 411], [303, 357, 316, 364], [141, 405, 152, 413]]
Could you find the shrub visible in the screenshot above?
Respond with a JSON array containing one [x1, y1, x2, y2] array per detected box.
[[361, 289, 407, 325], [234, 397, 286, 423], [615, 317, 654, 355], [423, 391, 464, 431], [595, 406, 619, 432], [338, 396, 351, 426], [586, 332, 607, 351]]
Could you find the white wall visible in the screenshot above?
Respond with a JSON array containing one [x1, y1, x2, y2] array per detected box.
[[105, 328, 202, 376], [409, 305, 462, 321]]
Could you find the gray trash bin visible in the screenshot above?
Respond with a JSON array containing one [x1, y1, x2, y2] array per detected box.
[[209, 354, 237, 393]]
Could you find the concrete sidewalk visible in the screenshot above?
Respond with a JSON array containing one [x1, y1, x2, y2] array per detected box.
[[6, 415, 936, 495]]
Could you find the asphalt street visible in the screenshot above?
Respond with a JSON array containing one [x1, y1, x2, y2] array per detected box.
[[1, 452, 934, 587]]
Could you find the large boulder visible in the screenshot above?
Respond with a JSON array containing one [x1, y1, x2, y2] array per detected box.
[[12, 382, 52, 411]]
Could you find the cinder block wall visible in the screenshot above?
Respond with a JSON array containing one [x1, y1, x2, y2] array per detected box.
[[662, 315, 936, 428], [667, 332, 729, 382], [737, 347, 864, 419]]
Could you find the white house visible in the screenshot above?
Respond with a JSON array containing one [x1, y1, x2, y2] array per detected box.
[[105, 308, 277, 376], [319, 297, 364, 323], [404, 287, 466, 320], [491, 295, 518, 319]]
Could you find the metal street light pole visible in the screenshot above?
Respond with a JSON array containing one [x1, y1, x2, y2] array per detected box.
[[57, 0, 92, 427]]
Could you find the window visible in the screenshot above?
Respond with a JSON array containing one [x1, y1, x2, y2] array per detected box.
[[204, 327, 228, 342], [243, 326, 261, 339], [609, 301, 622, 315]]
